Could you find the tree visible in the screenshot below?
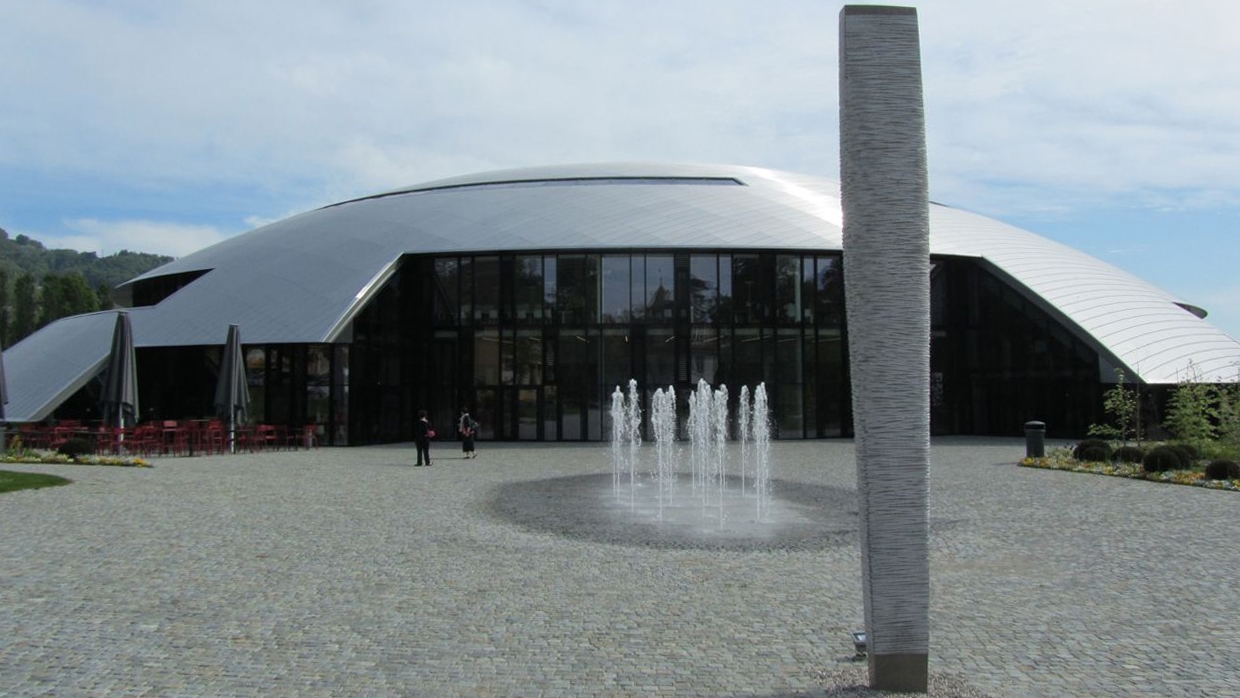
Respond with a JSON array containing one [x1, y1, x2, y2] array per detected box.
[[1088, 368, 1142, 445], [38, 273, 65, 329], [12, 273, 36, 342], [96, 282, 113, 310], [59, 272, 99, 317], [1214, 366, 1240, 452], [1163, 361, 1219, 448]]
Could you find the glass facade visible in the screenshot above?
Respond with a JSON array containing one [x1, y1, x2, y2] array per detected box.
[[51, 249, 1103, 444], [345, 250, 854, 444]]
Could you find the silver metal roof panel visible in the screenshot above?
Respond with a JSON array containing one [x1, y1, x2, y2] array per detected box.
[[6, 163, 1238, 421]]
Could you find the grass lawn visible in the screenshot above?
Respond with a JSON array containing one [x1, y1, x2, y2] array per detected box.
[[0, 469, 72, 494]]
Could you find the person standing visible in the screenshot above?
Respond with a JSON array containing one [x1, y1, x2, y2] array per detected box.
[[458, 407, 478, 459], [413, 410, 433, 466]]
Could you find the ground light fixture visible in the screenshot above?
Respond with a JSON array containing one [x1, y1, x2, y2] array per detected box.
[[851, 630, 867, 659]]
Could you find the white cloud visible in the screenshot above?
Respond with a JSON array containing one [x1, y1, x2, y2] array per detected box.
[[63, 219, 232, 258]]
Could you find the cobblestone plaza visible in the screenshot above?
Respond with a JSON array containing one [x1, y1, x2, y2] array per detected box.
[[2, 439, 1237, 696]]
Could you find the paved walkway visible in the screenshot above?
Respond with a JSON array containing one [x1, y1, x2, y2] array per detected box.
[[1, 438, 1237, 697]]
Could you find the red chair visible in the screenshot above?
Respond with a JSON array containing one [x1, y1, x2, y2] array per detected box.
[[117, 425, 158, 457], [208, 421, 227, 454]]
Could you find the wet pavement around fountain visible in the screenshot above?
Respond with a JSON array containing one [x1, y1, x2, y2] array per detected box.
[[2, 438, 1238, 697]]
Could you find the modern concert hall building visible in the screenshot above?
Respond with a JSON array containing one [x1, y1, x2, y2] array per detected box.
[[7, 163, 1240, 445]]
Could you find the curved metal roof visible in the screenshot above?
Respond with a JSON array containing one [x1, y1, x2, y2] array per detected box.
[[6, 163, 1239, 421]]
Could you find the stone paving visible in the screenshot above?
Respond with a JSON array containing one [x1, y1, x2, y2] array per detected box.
[[1, 437, 1238, 697]]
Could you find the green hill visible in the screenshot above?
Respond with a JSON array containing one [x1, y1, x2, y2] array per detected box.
[[0, 226, 173, 347], [0, 227, 172, 291]]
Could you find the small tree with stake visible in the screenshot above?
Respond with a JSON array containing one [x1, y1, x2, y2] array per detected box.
[[1088, 368, 1142, 446], [1164, 360, 1218, 451]]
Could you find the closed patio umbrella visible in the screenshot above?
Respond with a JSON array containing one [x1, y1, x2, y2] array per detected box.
[[1, 344, 8, 453], [100, 311, 139, 431], [213, 324, 249, 453]]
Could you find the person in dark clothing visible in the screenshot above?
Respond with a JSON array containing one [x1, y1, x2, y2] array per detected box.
[[413, 410, 433, 466], [458, 408, 478, 459]]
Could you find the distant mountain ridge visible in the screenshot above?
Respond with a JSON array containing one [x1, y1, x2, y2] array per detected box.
[[0, 227, 172, 291], [0, 226, 173, 347]]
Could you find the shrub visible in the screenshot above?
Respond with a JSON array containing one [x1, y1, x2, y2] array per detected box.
[[1168, 444, 1198, 469], [56, 438, 95, 458], [1204, 460, 1240, 481], [1142, 446, 1183, 473], [1077, 445, 1111, 462], [1073, 439, 1112, 461], [1174, 442, 1201, 460], [1112, 445, 1145, 464]]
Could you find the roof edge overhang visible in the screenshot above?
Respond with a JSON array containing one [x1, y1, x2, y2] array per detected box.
[[972, 256, 1139, 383], [15, 356, 108, 423], [322, 255, 403, 343]]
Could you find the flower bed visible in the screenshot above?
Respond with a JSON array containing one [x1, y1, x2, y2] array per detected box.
[[1019, 455, 1240, 492], [1, 451, 151, 468]]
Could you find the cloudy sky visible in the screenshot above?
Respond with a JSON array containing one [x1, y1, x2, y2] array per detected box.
[[1, 0, 1238, 338]]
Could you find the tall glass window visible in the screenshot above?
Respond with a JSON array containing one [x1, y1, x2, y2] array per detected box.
[[645, 255, 675, 321], [306, 345, 331, 426], [815, 256, 843, 326], [801, 257, 816, 323], [601, 255, 631, 323], [690, 327, 719, 384], [514, 256, 543, 322], [690, 255, 719, 323], [459, 257, 474, 325], [557, 255, 598, 325], [776, 254, 800, 323], [473, 256, 500, 323], [732, 254, 764, 324], [647, 328, 675, 387], [246, 347, 266, 422], [433, 258, 461, 325], [474, 330, 500, 385], [515, 330, 542, 384], [601, 329, 631, 393], [543, 256, 557, 320]]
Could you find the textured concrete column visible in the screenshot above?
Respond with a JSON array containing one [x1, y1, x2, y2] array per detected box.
[[839, 5, 930, 693]]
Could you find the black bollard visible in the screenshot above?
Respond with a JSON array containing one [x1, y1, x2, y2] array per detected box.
[[1024, 420, 1046, 458]]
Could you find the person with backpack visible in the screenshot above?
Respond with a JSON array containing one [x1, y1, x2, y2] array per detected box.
[[458, 407, 478, 459], [413, 410, 434, 466]]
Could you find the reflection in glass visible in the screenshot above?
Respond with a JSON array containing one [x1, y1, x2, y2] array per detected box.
[[475, 388, 496, 440], [816, 256, 843, 326], [544, 385, 558, 441], [776, 254, 800, 322], [306, 345, 331, 425], [518, 389, 538, 439], [602, 330, 630, 394], [515, 331, 542, 384], [732, 254, 763, 324], [557, 255, 598, 325], [543, 256, 557, 316], [433, 258, 461, 325], [474, 330, 499, 385], [690, 255, 718, 323], [647, 328, 674, 386], [500, 331, 514, 385], [733, 328, 761, 388], [601, 255, 631, 323], [645, 255, 674, 321], [690, 327, 718, 384], [245, 347, 266, 422], [515, 256, 543, 322], [474, 256, 499, 323]]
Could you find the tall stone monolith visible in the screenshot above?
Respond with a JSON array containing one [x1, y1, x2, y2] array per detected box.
[[839, 5, 931, 693]]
